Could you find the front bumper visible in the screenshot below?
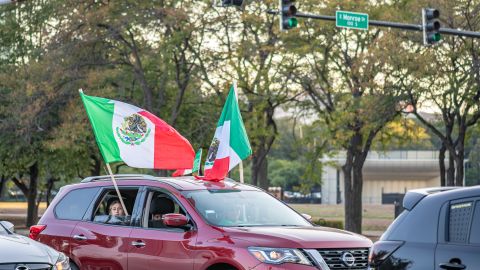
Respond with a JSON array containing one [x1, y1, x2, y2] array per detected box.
[[251, 248, 369, 270], [252, 263, 317, 270]]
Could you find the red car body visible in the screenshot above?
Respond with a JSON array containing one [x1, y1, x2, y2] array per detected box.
[[35, 175, 371, 270]]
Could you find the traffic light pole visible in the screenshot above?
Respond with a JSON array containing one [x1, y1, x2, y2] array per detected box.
[[266, 10, 480, 39]]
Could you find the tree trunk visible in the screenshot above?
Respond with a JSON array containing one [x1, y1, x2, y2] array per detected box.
[[439, 144, 446, 187], [45, 177, 58, 207], [26, 162, 39, 227], [0, 175, 6, 200], [342, 117, 366, 233], [90, 154, 102, 176], [251, 144, 269, 190], [342, 129, 364, 233], [251, 156, 258, 186], [350, 161, 363, 233], [258, 157, 268, 190], [447, 151, 455, 186], [455, 152, 464, 187], [343, 155, 365, 234], [342, 150, 360, 233]]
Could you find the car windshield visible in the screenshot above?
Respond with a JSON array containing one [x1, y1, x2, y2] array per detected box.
[[0, 224, 8, 235], [184, 190, 312, 227]]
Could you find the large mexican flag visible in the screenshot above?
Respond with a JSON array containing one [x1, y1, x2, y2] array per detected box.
[[202, 85, 252, 181], [80, 91, 194, 169]]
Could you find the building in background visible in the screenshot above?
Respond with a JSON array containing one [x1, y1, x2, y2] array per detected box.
[[321, 150, 454, 205]]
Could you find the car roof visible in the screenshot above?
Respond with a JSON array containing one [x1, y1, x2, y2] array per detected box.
[[404, 186, 480, 210], [78, 174, 260, 192]]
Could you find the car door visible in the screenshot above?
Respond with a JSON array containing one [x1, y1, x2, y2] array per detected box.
[[37, 187, 100, 256], [70, 187, 141, 270], [435, 199, 480, 270], [128, 188, 197, 270]]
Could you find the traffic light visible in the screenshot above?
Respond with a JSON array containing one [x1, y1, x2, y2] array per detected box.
[[422, 8, 441, 45], [220, 0, 244, 7], [280, 0, 298, 31]]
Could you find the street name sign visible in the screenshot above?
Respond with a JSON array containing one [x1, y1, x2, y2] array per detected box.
[[336, 11, 369, 30]]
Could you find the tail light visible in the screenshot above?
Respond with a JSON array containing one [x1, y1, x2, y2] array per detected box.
[[368, 240, 404, 267], [29, 225, 46, 240]]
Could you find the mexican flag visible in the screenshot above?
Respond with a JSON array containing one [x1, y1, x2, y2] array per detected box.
[[201, 85, 252, 181], [80, 91, 194, 169], [172, 149, 202, 177]]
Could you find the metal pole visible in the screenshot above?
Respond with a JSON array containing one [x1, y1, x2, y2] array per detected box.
[[267, 10, 480, 39]]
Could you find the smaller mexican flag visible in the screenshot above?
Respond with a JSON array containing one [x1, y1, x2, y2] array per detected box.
[[80, 91, 194, 169], [200, 85, 252, 181], [172, 149, 202, 177]]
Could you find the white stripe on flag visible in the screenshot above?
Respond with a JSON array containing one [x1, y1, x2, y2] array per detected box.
[[205, 121, 231, 170], [228, 146, 241, 171], [112, 101, 155, 168]]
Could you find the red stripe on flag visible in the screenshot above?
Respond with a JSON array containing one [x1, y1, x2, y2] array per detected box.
[[202, 157, 230, 181], [172, 169, 185, 177], [138, 111, 194, 169]]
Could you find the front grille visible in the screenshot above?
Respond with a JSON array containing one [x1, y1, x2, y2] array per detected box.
[[0, 263, 52, 270], [316, 248, 369, 270]]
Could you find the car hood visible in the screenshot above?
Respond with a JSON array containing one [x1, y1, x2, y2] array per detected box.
[[0, 234, 58, 264], [223, 226, 372, 249]]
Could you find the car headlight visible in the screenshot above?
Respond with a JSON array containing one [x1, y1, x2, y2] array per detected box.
[[53, 252, 70, 270], [248, 247, 312, 265]]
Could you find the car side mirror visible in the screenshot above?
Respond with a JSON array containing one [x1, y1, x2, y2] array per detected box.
[[301, 213, 312, 222], [0, 221, 15, 233], [163, 214, 189, 228]]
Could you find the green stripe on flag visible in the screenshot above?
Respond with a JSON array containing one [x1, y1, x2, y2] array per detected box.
[[219, 86, 252, 159], [192, 149, 202, 174], [80, 92, 122, 163]]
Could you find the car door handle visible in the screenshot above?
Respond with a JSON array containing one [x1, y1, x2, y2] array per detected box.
[[439, 262, 466, 270], [73, 234, 87, 241], [131, 240, 146, 247]]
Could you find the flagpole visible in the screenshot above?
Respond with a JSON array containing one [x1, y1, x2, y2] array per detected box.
[[233, 81, 238, 100], [106, 163, 129, 216], [239, 161, 244, 183]]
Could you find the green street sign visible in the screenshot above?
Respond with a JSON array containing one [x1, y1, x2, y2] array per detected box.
[[336, 11, 369, 30]]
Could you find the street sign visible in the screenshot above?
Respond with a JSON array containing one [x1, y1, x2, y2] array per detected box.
[[336, 11, 369, 30]]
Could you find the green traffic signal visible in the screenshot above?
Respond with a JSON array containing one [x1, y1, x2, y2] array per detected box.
[[289, 18, 298, 28], [280, 0, 298, 31], [422, 8, 441, 45]]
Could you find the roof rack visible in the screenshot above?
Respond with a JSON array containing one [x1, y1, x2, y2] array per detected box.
[[81, 174, 157, 183], [80, 174, 185, 190]]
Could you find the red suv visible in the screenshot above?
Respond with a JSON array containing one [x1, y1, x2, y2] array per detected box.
[[33, 175, 371, 270]]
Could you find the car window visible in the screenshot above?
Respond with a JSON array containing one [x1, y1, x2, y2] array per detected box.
[[55, 187, 99, 220], [185, 190, 311, 227], [91, 188, 139, 226], [470, 201, 480, 244], [143, 191, 185, 229], [448, 201, 473, 243]]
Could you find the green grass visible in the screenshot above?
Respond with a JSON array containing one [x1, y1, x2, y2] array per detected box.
[[289, 203, 395, 232]]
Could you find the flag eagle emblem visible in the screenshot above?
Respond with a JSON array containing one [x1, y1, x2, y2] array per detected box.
[[116, 114, 151, 146]]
